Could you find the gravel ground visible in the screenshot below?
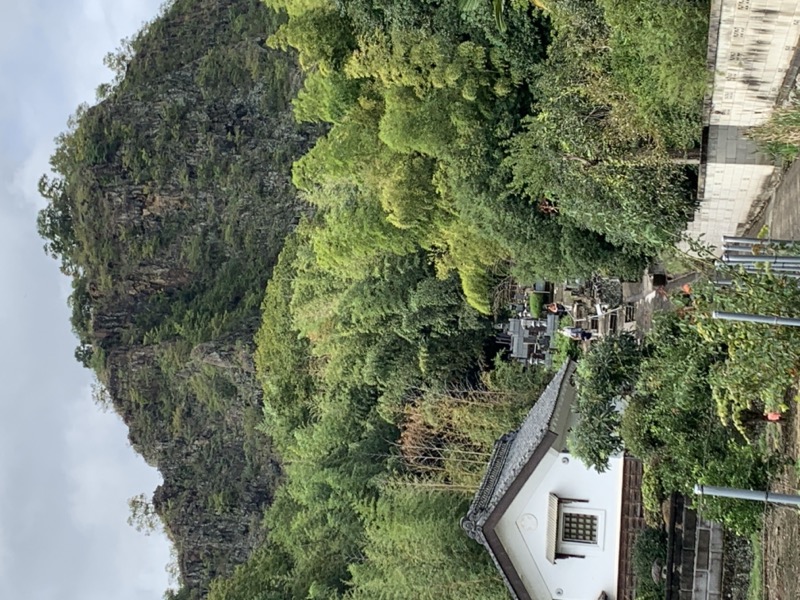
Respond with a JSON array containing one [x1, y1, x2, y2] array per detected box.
[[763, 403, 800, 600], [722, 532, 753, 600]]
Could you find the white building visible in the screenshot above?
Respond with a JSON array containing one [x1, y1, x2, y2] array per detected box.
[[462, 361, 644, 600]]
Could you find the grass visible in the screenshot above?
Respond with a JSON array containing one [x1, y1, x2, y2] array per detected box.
[[528, 292, 544, 317], [747, 533, 763, 600], [749, 105, 800, 165], [658, 247, 698, 277], [550, 315, 580, 369]]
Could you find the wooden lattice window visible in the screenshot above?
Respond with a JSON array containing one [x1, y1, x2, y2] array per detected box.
[[561, 513, 598, 544]]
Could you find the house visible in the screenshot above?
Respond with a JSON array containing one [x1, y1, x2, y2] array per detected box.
[[461, 361, 645, 600]]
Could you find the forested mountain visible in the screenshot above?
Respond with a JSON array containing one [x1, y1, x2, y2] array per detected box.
[[37, 0, 321, 597], [207, 0, 708, 598], [38, 0, 709, 598]]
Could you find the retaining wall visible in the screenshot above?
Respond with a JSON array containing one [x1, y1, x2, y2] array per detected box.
[[685, 0, 800, 250]]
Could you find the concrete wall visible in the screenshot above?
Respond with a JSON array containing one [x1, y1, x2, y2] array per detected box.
[[493, 449, 625, 600], [685, 0, 800, 250], [666, 498, 725, 600], [692, 518, 724, 600]]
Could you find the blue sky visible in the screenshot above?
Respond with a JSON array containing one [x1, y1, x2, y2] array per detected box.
[[0, 0, 173, 598]]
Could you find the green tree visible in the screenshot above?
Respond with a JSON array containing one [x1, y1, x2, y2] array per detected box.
[[127, 493, 161, 535], [347, 488, 508, 600], [569, 333, 642, 471]]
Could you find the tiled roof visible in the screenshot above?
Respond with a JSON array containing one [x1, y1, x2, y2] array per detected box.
[[460, 360, 575, 600], [462, 360, 573, 539]]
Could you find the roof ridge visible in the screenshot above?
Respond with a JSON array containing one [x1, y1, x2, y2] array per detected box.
[[462, 360, 574, 539]]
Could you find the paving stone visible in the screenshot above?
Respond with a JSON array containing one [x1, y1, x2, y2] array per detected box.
[[709, 556, 723, 592], [693, 570, 709, 599], [696, 529, 711, 570], [710, 525, 724, 552]]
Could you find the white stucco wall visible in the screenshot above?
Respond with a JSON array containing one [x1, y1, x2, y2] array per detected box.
[[685, 0, 800, 251], [494, 449, 625, 600]]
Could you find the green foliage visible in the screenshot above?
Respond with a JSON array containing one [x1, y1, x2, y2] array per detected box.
[[347, 488, 509, 600], [269, 0, 707, 321], [549, 324, 580, 369], [599, 0, 709, 148], [41, 0, 715, 597], [528, 292, 544, 317], [749, 103, 800, 163], [506, 111, 695, 254], [576, 332, 641, 400], [254, 234, 316, 450], [207, 547, 294, 600], [252, 221, 495, 595], [242, 0, 709, 594], [269, 0, 557, 310], [632, 527, 667, 599], [570, 333, 641, 471], [293, 70, 362, 123], [398, 359, 549, 487], [505, 0, 704, 256], [269, 7, 356, 73], [747, 534, 763, 600], [621, 308, 773, 535], [691, 271, 800, 431]]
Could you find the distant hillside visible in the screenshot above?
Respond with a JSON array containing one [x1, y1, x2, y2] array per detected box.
[[37, 0, 320, 597]]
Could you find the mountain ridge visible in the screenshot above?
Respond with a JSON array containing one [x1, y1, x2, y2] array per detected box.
[[37, 0, 320, 596]]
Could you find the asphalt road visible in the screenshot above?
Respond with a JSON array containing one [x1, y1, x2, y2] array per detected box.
[[748, 158, 800, 240]]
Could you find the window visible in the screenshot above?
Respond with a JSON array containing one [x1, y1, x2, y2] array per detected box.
[[561, 512, 598, 544], [546, 495, 606, 562]]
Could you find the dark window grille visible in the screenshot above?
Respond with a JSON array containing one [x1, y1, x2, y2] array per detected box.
[[562, 513, 598, 544]]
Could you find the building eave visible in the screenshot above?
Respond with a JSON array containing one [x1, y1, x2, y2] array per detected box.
[[462, 360, 578, 600], [481, 430, 558, 600]]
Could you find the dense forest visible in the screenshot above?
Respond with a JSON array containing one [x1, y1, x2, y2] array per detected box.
[[37, 0, 710, 598], [37, 0, 321, 596]]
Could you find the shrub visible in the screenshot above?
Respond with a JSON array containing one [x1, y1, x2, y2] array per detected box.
[[632, 527, 667, 599], [690, 273, 800, 432], [748, 105, 800, 163], [528, 292, 544, 317], [569, 333, 642, 471], [624, 309, 773, 536]]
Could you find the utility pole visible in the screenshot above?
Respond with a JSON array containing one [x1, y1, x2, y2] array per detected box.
[[711, 311, 800, 327], [694, 484, 800, 507]]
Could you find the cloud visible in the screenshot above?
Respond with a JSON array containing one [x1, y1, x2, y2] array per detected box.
[[0, 0, 172, 598], [62, 387, 173, 600], [0, 3, 35, 59]]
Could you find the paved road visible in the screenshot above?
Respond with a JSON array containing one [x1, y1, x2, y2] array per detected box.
[[748, 158, 800, 240]]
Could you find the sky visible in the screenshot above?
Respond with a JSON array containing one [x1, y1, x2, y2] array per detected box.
[[0, 0, 174, 599]]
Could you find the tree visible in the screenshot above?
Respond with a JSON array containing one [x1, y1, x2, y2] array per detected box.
[[36, 175, 78, 275], [206, 547, 293, 600], [90, 380, 112, 412], [127, 493, 161, 535], [347, 487, 508, 600], [569, 333, 642, 471]]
